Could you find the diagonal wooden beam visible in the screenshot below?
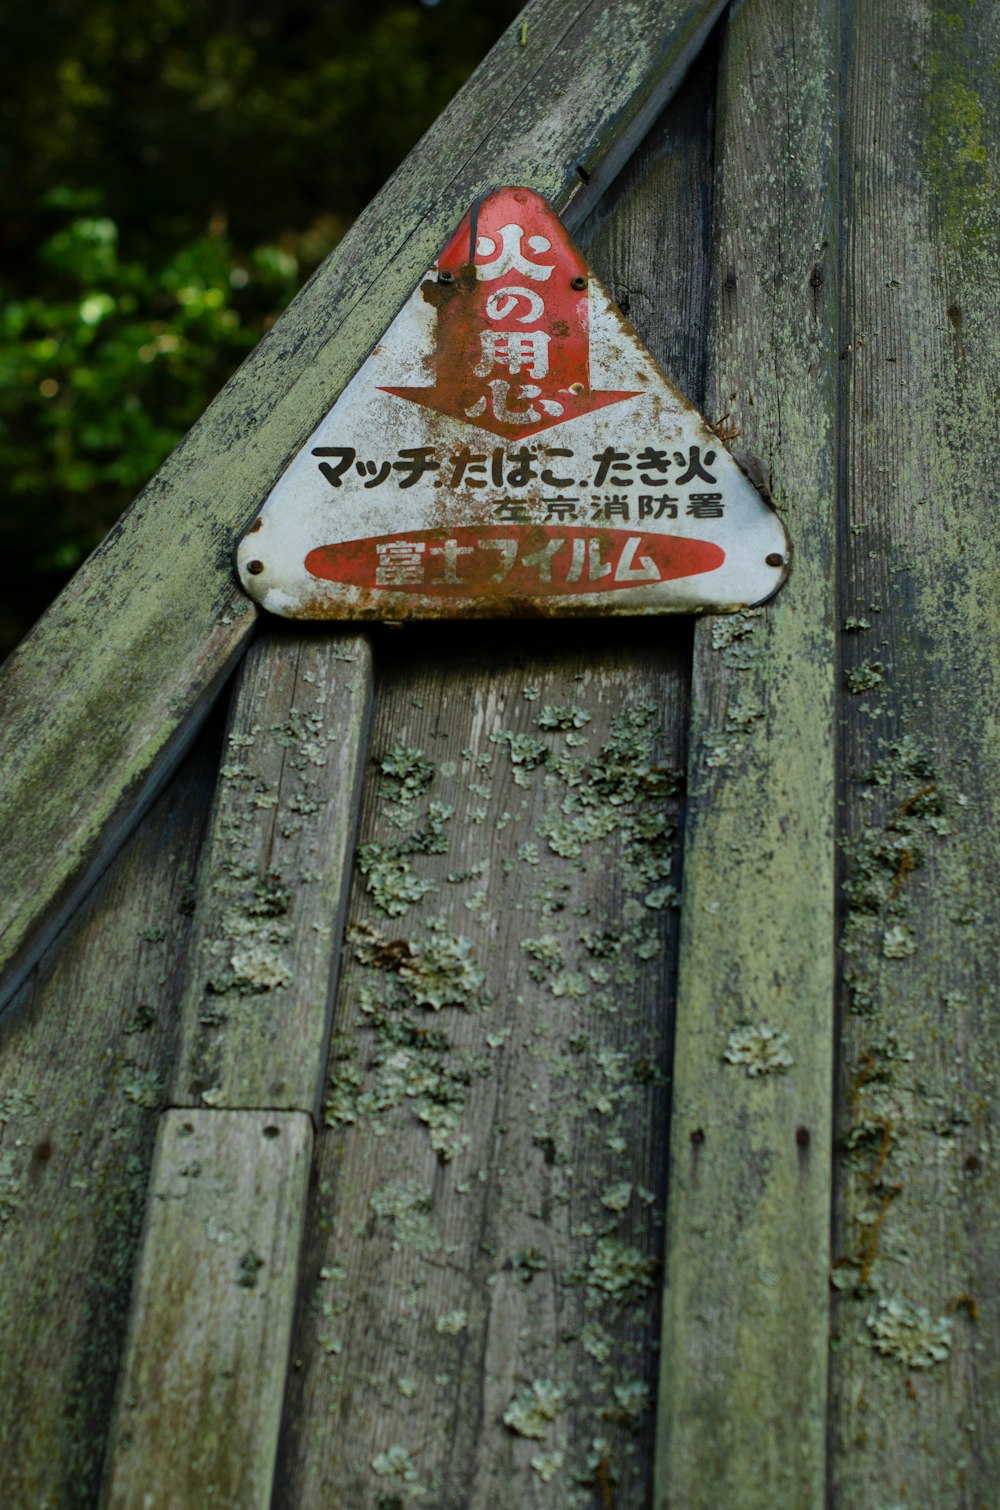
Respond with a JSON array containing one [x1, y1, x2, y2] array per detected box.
[[0, 0, 730, 1018]]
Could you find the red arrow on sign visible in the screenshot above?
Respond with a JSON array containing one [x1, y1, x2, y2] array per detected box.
[[381, 187, 641, 441]]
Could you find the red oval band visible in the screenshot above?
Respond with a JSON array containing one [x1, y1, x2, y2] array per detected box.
[[305, 525, 724, 597]]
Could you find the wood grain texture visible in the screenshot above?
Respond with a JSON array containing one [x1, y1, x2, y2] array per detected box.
[[0, 0, 729, 1020], [100, 1108, 312, 1510], [171, 629, 372, 1117], [273, 620, 689, 1510], [580, 39, 715, 409], [829, 3, 1000, 1504], [655, 1, 839, 1504], [0, 736, 216, 1510], [272, 67, 718, 1506]]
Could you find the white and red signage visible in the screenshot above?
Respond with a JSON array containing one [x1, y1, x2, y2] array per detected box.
[[237, 187, 789, 619]]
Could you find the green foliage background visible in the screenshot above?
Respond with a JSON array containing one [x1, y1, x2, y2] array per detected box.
[[0, 0, 523, 657]]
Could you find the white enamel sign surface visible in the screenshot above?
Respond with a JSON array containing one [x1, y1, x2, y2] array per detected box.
[[237, 188, 789, 619]]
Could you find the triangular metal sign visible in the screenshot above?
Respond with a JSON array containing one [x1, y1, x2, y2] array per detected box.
[[236, 187, 789, 619]]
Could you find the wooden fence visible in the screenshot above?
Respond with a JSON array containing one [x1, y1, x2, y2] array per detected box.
[[0, 1, 996, 1505]]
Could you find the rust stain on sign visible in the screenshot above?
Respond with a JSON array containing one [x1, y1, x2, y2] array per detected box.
[[236, 187, 790, 619], [382, 192, 639, 437]]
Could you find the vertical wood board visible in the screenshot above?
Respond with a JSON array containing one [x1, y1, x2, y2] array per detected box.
[[656, 0, 839, 1504], [0, 738, 216, 1509], [100, 1108, 312, 1510], [580, 41, 715, 410], [171, 630, 373, 1117], [829, 2, 1000, 1503], [274, 66, 719, 1505], [274, 623, 689, 1510]]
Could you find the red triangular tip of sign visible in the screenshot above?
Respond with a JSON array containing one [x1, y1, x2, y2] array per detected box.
[[378, 384, 642, 440], [379, 186, 640, 438]]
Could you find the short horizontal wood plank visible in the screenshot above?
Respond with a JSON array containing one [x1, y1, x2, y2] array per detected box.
[[0, 0, 728, 1018], [171, 630, 372, 1117], [275, 621, 689, 1510], [656, 0, 839, 1504], [0, 737, 216, 1509], [100, 1108, 312, 1510], [829, 2, 1000, 1502]]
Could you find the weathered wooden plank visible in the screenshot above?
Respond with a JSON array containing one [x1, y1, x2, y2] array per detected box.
[[100, 1108, 312, 1510], [0, 736, 216, 1510], [829, 3, 1000, 1503], [580, 40, 715, 409], [655, 1, 839, 1504], [273, 620, 689, 1509], [171, 629, 372, 1116], [273, 64, 717, 1505], [0, 0, 729, 1019]]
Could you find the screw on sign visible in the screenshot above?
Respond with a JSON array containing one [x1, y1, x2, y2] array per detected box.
[[236, 187, 790, 620]]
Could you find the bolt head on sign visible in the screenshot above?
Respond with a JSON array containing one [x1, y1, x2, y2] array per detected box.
[[237, 187, 789, 619]]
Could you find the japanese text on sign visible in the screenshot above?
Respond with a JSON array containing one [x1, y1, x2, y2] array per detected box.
[[305, 525, 725, 596], [310, 444, 726, 521], [235, 185, 791, 620]]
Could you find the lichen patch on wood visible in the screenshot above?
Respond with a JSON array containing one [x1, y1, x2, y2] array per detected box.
[[275, 629, 687, 1508], [171, 632, 372, 1117], [0, 741, 215, 1508]]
